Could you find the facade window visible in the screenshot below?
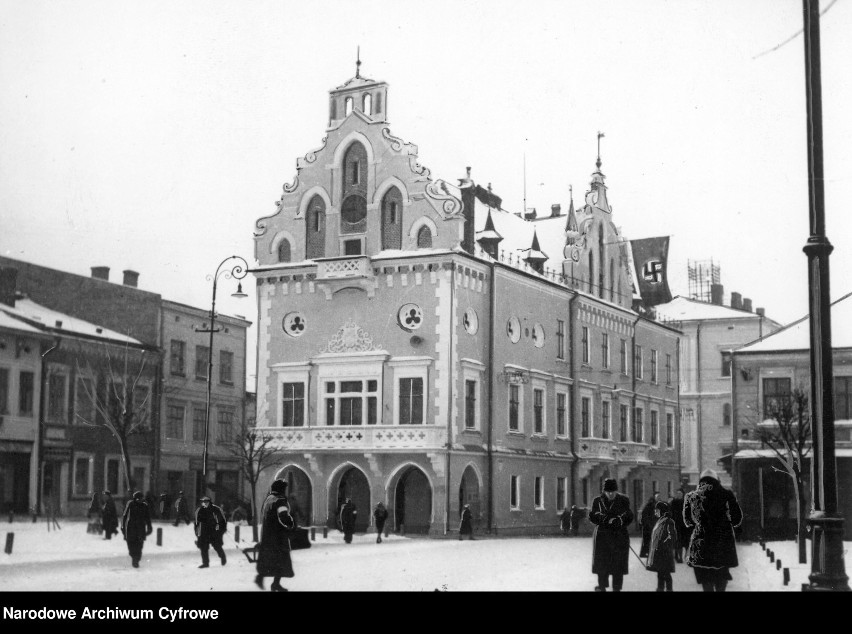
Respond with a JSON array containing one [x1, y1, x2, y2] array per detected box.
[[509, 384, 521, 432], [47, 372, 68, 424], [533, 388, 544, 435], [581, 397, 591, 438], [556, 477, 567, 512], [18, 370, 34, 416], [351, 159, 360, 184], [343, 239, 362, 255], [381, 187, 403, 250], [170, 340, 185, 375], [762, 377, 791, 416], [0, 368, 8, 414], [217, 408, 235, 443], [634, 344, 643, 379], [601, 400, 611, 439], [722, 354, 731, 377], [534, 476, 544, 509], [416, 226, 432, 248], [306, 195, 327, 259], [344, 96, 353, 116], [651, 350, 658, 383], [465, 379, 477, 430], [601, 333, 610, 369], [325, 380, 379, 426], [277, 239, 291, 263], [581, 327, 590, 364], [620, 404, 629, 442], [282, 382, 305, 427], [72, 454, 93, 497], [620, 339, 627, 374], [556, 392, 567, 437], [835, 376, 852, 420], [666, 412, 674, 448], [633, 407, 644, 443], [363, 93, 372, 115], [193, 406, 206, 441], [650, 410, 659, 446], [556, 319, 565, 360], [510, 475, 520, 510], [723, 402, 731, 426], [219, 350, 234, 385], [131, 384, 150, 422], [398, 378, 423, 425], [195, 345, 209, 380], [666, 354, 672, 385], [166, 404, 185, 440]]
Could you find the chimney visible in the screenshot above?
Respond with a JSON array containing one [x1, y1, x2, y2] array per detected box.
[[710, 283, 724, 306], [730, 291, 743, 310], [551, 204, 561, 217], [742, 297, 752, 312], [91, 266, 110, 281], [0, 267, 18, 307], [756, 307, 765, 317], [122, 270, 139, 287]]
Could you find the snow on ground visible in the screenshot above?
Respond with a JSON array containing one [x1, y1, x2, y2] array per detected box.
[[0, 519, 846, 592]]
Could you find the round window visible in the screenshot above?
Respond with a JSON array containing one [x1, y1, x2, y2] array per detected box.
[[463, 308, 479, 335], [341, 195, 367, 225], [533, 323, 545, 348], [507, 316, 521, 343], [398, 304, 423, 331], [282, 312, 306, 337]]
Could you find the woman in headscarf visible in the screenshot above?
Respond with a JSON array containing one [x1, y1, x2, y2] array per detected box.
[[255, 479, 295, 592], [683, 469, 744, 592]]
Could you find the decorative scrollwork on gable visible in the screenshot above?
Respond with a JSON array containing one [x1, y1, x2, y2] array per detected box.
[[321, 319, 380, 353], [254, 214, 275, 237], [283, 175, 300, 194], [425, 179, 462, 216], [382, 127, 418, 155], [409, 156, 431, 180], [296, 136, 328, 170]]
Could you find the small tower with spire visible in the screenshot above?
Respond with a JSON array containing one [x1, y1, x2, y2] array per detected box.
[[476, 207, 503, 260], [328, 48, 389, 127], [522, 229, 548, 274]]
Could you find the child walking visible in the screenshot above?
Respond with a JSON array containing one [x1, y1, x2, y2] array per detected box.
[[646, 501, 678, 591]]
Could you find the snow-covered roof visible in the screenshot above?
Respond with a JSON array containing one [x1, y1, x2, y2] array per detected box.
[[736, 291, 852, 353], [0, 298, 143, 345], [0, 309, 46, 335], [654, 296, 765, 322]]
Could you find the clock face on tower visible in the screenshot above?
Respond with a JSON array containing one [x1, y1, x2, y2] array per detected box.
[[341, 195, 367, 225]]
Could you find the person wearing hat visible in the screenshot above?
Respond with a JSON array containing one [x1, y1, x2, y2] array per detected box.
[[121, 491, 153, 568], [458, 503, 474, 541], [194, 496, 228, 568], [683, 468, 743, 592], [339, 497, 358, 544], [373, 502, 389, 544], [173, 490, 190, 526], [100, 490, 119, 540], [589, 478, 634, 592], [255, 479, 295, 592], [646, 500, 678, 591]]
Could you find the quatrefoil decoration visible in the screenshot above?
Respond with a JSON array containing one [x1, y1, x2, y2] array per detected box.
[[463, 308, 479, 335], [398, 303, 423, 332], [282, 312, 306, 337], [507, 316, 521, 343]]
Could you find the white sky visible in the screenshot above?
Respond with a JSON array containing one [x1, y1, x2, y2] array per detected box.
[[2, 0, 851, 392]]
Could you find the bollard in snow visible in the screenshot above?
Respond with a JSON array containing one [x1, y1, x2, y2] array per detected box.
[[323, 527, 328, 539], [234, 525, 240, 543], [776, 559, 782, 570], [784, 568, 790, 585], [156, 527, 162, 546], [310, 527, 315, 541], [4, 532, 13, 555], [769, 551, 775, 563]]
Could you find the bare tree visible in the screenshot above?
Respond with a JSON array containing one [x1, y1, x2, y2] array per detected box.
[[757, 387, 811, 564], [73, 341, 154, 497]]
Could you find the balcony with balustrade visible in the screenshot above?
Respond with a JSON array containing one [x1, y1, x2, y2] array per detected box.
[[259, 424, 447, 452], [316, 256, 372, 280]]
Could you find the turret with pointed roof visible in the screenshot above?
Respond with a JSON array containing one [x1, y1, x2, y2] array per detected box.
[[521, 229, 548, 274]]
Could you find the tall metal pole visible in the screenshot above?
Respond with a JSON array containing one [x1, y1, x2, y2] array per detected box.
[[800, 0, 849, 592]]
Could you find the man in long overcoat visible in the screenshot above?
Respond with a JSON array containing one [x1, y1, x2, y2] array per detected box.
[[373, 502, 389, 543], [458, 504, 474, 540], [101, 491, 119, 540], [589, 478, 634, 592], [121, 491, 152, 568], [195, 496, 228, 568], [340, 498, 357, 544], [683, 469, 743, 592], [255, 479, 295, 592]]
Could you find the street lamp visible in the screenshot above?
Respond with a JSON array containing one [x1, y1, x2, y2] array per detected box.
[[196, 255, 248, 490], [800, 0, 848, 591]]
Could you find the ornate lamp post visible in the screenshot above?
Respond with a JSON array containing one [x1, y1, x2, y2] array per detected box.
[[196, 255, 248, 489], [800, 0, 848, 591]]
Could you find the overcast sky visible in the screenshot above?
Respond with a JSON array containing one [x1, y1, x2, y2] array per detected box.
[[2, 0, 850, 392]]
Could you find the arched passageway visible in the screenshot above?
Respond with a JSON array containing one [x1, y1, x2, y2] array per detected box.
[[332, 467, 371, 533], [280, 467, 312, 526], [394, 466, 432, 534], [458, 465, 481, 527]]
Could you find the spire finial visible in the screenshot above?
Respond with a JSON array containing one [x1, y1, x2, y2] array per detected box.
[[466, 166, 471, 178], [569, 184, 573, 203], [596, 131, 605, 169], [356, 46, 361, 79]]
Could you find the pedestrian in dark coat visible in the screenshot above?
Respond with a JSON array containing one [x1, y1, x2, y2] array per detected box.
[[639, 492, 660, 557], [255, 479, 295, 592], [569, 505, 583, 536], [121, 491, 152, 568], [589, 478, 634, 592], [373, 502, 389, 543], [195, 496, 228, 568], [560, 507, 571, 535], [159, 492, 171, 520], [145, 491, 158, 519], [458, 504, 474, 540], [173, 491, 190, 526], [647, 501, 678, 591], [340, 498, 357, 544], [683, 469, 744, 592], [101, 491, 119, 540], [668, 489, 689, 563]]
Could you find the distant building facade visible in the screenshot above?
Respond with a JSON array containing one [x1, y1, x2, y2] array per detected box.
[[251, 69, 682, 536]]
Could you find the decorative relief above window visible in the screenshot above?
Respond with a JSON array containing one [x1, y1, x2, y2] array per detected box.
[[463, 308, 479, 335], [507, 316, 521, 343], [282, 312, 306, 337], [398, 304, 423, 331], [532, 323, 545, 348]]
